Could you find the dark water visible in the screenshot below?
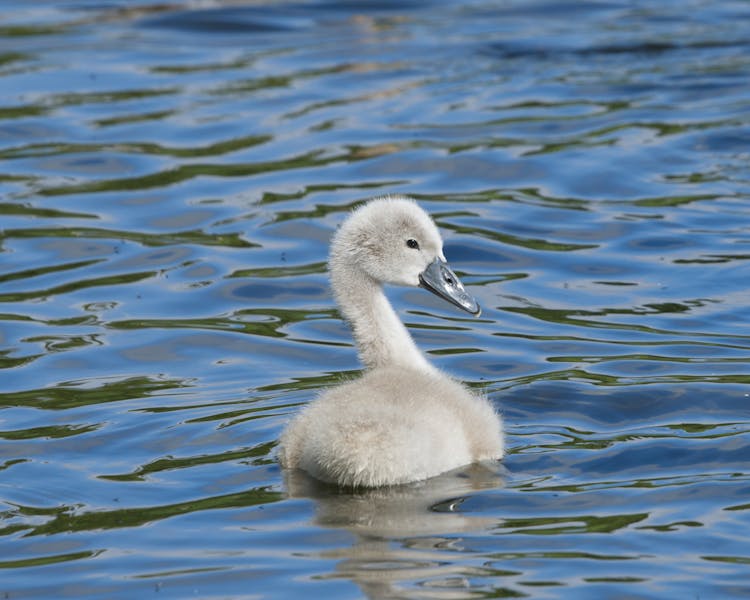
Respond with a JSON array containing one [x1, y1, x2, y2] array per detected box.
[[1, 1, 749, 598]]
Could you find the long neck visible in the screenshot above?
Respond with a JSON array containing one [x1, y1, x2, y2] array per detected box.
[[331, 262, 435, 373]]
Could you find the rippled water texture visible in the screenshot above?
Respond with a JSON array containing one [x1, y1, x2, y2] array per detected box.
[[1, 1, 749, 598]]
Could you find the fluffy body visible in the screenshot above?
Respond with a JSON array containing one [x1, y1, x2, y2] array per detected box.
[[278, 196, 504, 487]]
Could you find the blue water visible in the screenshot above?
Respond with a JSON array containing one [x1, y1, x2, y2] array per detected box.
[[1, 1, 749, 598]]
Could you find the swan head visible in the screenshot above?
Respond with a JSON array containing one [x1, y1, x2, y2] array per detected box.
[[331, 196, 480, 315]]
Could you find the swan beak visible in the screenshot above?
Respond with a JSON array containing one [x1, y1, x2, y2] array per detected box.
[[419, 258, 481, 316]]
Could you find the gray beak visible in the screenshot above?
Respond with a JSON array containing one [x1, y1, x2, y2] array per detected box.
[[418, 258, 481, 316]]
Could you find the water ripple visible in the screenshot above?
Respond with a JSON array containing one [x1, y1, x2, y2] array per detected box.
[[1, 1, 749, 598]]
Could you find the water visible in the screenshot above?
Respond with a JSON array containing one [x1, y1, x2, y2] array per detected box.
[[1, 0, 749, 597]]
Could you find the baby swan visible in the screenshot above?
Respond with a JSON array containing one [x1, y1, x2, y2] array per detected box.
[[278, 196, 504, 487]]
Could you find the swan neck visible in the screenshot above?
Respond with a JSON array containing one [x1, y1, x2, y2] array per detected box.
[[331, 263, 434, 372]]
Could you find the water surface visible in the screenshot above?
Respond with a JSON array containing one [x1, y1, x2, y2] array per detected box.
[[1, 1, 749, 598]]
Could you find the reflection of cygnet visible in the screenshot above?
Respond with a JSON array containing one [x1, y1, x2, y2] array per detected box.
[[279, 196, 504, 487], [284, 463, 504, 538]]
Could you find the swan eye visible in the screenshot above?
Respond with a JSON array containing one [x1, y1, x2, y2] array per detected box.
[[406, 239, 420, 250]]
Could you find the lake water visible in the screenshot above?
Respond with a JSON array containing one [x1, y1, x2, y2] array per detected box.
[[1, 1, 749, 598]]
